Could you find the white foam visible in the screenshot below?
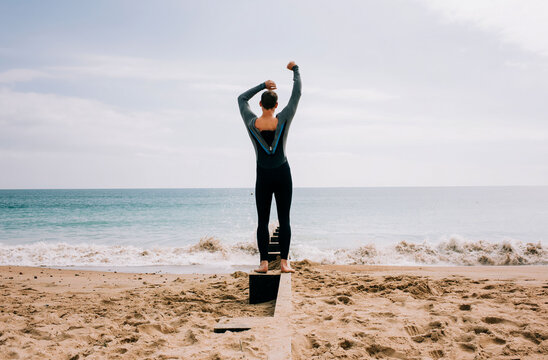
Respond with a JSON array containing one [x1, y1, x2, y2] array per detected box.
[[0, 239, 258, 267], [0, 235, 546, 267], [292, 236, 547, 266]]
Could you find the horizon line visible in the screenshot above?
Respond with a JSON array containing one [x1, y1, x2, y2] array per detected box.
[[1, 185, 548, 191]]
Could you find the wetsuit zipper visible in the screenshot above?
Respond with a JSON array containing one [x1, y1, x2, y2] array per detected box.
[[250, 125, 272, 154], [252, 115, 281, 155]]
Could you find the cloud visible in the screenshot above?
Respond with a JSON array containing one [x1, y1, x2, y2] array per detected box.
[[290, 122, 548, 153], [0, 88, 191, 155], [50, 54, 219, 81], [0, 69, 52, 83], [0, 87, 257, 188], [1, 1, 547, 187], [0, 55, 222, 85], [421, 0, 548, 57]]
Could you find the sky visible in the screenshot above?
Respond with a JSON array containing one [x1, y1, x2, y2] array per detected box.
[[1, 0, 547, 188]]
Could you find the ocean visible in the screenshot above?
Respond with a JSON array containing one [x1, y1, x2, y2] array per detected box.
[[1, 187, 547, 273]]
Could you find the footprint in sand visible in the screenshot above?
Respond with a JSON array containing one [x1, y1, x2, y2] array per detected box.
[[5, 351, 19, 359], [337, 296, 352, 305], [137, 323, 177, 335], [404, 324, 421, 336], [478, 335, 506, 346], [513, 301, 541, 312], [339, 338, 355, 350], [183, 329, 199, 345], [515, 330, 547, 345], [366, 343, 405, 358], [459, 342, 477, 352], [472, 326, 490, 334], [492, 336, 506, 344], [305, 334, 322, 349], [482, 316, 518, 326], [483, 316, 503, 324], [120, 335, 139, 343], [404, 324, 427, 343], [429, 349, 444, 359]]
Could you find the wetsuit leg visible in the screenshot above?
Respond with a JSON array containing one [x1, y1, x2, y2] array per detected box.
[[274, 162, 292, 260], [255, 166, 274, 261]]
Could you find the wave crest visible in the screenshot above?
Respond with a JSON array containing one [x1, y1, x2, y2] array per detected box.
[[298, 237, 547, 266], [0, 236, 546, 267]]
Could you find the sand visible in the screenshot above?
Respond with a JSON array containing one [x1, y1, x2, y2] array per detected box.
[[0, 263, 547, 359]]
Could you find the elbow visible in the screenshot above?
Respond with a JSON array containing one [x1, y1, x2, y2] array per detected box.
[[237, 94, 247, 104]]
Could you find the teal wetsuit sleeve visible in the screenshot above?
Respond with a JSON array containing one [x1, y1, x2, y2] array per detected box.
[[278, 65, 302, 124], [238, 82, 267, 126]]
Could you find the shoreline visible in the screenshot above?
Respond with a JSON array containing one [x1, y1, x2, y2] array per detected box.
[[2, 262, 548, 274], [4, 262, 547, 275], [1, 263, 547, 359], [41, 264, 258, 274]]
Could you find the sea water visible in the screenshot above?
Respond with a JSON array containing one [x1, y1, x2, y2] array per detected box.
[[1, 187, 547, 272]]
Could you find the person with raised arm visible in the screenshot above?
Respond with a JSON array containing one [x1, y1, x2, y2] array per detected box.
[[237, 61, 302, 273]]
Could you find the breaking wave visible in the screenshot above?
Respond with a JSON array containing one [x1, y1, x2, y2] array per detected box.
[[295, 236, 547, 266], [0, 236, 546, 267]]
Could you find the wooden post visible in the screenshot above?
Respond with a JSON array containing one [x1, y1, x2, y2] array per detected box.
[[249, 272, 280, 304], [213, 226, 292, 358]]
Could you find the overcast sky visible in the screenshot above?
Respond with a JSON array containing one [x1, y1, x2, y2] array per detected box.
[[1, 0, 547, 188]]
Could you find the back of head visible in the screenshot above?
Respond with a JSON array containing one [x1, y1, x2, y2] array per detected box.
[[261, 90, 278, 109]]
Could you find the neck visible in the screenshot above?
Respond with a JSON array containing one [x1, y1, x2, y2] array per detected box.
[[261, 108, 276, 117]]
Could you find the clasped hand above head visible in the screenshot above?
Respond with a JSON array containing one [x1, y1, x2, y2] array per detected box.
[[264, 80, 277, 90]]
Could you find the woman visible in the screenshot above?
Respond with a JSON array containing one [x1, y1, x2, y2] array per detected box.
[[237, 61, 302, 273]]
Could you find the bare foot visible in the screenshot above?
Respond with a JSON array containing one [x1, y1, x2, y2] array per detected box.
[[254, 260, 268, 273], [280, 259, 295, 273]]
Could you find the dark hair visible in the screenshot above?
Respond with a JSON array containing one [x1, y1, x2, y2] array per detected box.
[[261, 90, 278, 109]]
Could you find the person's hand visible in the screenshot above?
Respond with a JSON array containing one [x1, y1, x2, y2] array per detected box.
[[264, 80, 277, 90], [286, 61, 297, 70]]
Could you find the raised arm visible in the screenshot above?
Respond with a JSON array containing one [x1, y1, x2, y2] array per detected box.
[[237, 80, 277, 126], [237, 82, 266, 126], [278, 62, 302, 123]]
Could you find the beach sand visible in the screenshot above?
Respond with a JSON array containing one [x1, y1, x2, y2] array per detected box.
[[0, 263, 546, 359]]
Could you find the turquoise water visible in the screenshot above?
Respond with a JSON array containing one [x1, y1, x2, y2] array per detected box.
[[1, 187, 547, 269]]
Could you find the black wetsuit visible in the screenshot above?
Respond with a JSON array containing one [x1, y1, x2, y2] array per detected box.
[[237, 65, 302, 260]]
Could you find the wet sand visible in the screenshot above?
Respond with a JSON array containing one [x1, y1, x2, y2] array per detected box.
[[0, 263, 547, 359]]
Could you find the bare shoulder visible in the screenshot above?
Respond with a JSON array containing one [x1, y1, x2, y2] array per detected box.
[[255, 116, 279, 131]]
